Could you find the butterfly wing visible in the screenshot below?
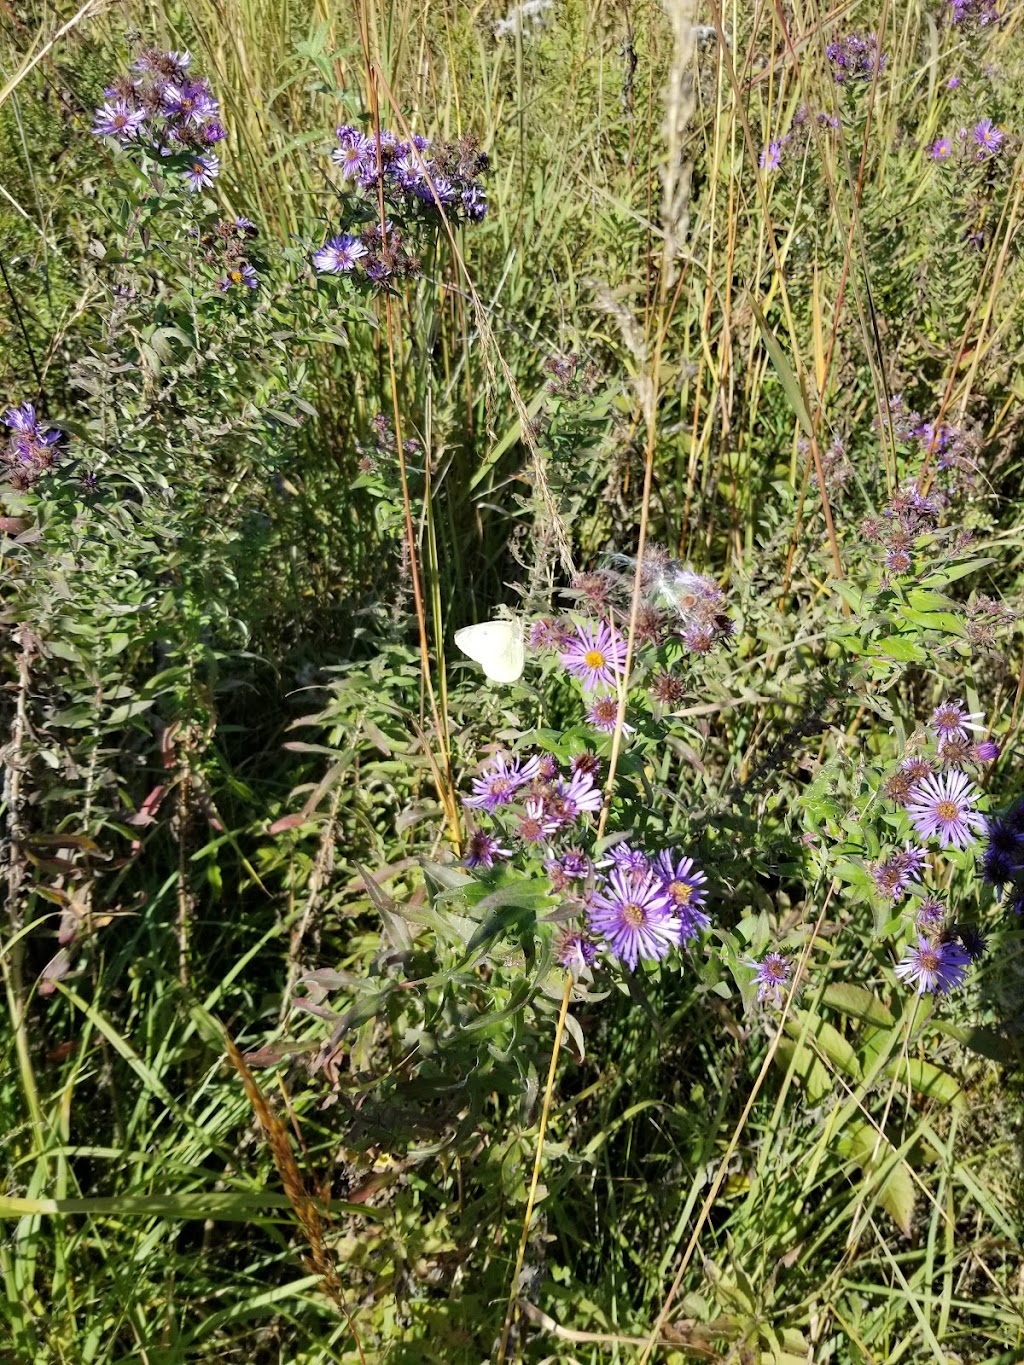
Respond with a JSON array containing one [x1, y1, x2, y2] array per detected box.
[[454, 621, 525, 684]]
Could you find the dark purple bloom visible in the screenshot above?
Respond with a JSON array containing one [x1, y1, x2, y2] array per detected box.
[[461, 185, 487, 221], [753, 951, 791, 1006], [587, 869, 676, 970], [972, 740, 1000, 763], [906, 770, 985, 850], [894, 936, 970, 993], [559, 620, 628, 693], [601, 842, 650, 876], [313, 234, 369, 273], [827, 31, 885, 83], [464, 829, 510, 869], [551, 848, 590, 881], [464, 752, 540, 811], [957, 924, 986, 960], [982, 843, 1019, 897]]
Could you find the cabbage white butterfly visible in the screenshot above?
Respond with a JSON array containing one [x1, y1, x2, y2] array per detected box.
[[454, 618, 525, 684]]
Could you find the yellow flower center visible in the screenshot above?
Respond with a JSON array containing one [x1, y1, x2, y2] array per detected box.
[[230, 270, 243, 283], [622, 903, 645, 929], [935, 800, 959, 823], [669, 880, 692, 905], [584, 649, 607, 670]]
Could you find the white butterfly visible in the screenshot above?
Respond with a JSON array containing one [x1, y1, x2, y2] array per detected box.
[[454, 618, 525, 684]]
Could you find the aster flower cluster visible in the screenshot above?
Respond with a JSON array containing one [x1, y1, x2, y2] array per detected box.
[[930, 118, 1006, 163], [331, 124, 487, 222], [526, 552, 732, 740], [187, 217, 261, 292], [948, 0, 1000, 26], [354, 411, 422, 477], [758, 106, 840, 176], [461, 750, 710, 974], [2, 403, 62, 490], [93, 49, 226, 193], [826, 32, 885, 83], [869, 699, 1002, 994], [979, 799, 1024, 910], [877, 396, 980, 495], [313, 124, 487, 285]]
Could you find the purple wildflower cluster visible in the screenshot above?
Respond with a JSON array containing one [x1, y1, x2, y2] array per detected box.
[[527, 551, 732, 739], [758, 106, 840, 176], [93, 49, 226, 193], [871, 699, 1002, 994], [460, 750, 710, 973], [930, 118, 1006, 163], [313, 124, 488, 286], [188, 217, 260, 293], [878, 396, 980, 494], [331, 125, 487, 222], [826, 32, 885, 84], [948, 0, 1000, 26], [2, 403, 62, 491], [752, 951, 792, 1007], [354, 412, 422, 477]]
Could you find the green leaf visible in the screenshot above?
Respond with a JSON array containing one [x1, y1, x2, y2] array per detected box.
[[785, 1010, 862, 1080], [749, 297, 813, 435], [822, 983, 895, 1029], [836, 1120, 915, 1236], [774, 1038, 832, 1102], [883, 1057, 966, 1112], [930, 1021, 1019, 1064]]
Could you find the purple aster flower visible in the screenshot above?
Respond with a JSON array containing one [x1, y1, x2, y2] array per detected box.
[[873, 844, 926, 900], [218, 263, 259, 291], [184, 153, 219, 191], [93, 99, 147, 142], [916, 897, 947, 933], [902, 756, 934, 787], [587, 869, 676, 970], [559, 620, 628, 693], [312, 234, 369, 274], [906, 769, 985, 849], [985, 815, 1023, 856], [4, 403, 39, 433], [930, 137, 953, 161], [587, 696, 634, 734], [464, 829, 510, 869], [947, 75, 962, 89], [518, 796, 561, 844], [332, 130, 374, 180], [463, 752, 540, 811], [972, 740, 1000, 763], [753, 951, 791, 1006], [931, 699, 984, 742], [885, 546, 912, 575], [973, 118, 1004, 155], [555, 928, 599, 973], [601, 842, 650, 876], [653, 851, 710, 940], [759, 141, 783, 172], [201, 119, 227, 145], [549, 769, 604, 823], [894, 935, 970, 993], [162, 80, 219, 127]]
